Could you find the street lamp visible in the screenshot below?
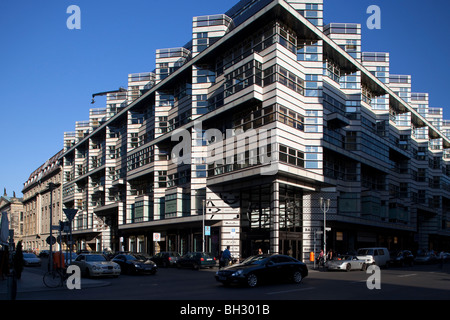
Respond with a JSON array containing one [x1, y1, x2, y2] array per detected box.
[[48, 182, 56, 272], [319, 197, 330, 263]]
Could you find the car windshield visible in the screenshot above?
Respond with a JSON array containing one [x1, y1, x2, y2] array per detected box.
[[357, 249, 373, 255], [240, 255, 268, 265], [86, 255, 107, 262], [137, 254, 151, 260], [23, 253, 37, 258]]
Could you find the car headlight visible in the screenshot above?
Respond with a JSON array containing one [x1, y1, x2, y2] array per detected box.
[[92, 265, 100, 270], [134, 264, 142, 268], [114, 264, 120, 269], [232, 270, 243, 276]]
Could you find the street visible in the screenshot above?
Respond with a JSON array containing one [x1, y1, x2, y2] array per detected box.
[[12, 261, 450, 301]]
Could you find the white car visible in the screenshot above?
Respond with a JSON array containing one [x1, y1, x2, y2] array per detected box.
[[326, 255, 369, 271], [356, 247, 390, 267], [72, 253, 121, 278]]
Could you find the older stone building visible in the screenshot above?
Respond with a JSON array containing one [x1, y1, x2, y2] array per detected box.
[[21, 150, 64, 253], [0, 189, 24, 247]]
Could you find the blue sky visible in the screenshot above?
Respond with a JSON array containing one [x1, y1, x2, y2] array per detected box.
[[1, 0, 449, 197]]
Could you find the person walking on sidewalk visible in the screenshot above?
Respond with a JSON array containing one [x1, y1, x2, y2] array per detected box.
[[223, 246, 232, 266]]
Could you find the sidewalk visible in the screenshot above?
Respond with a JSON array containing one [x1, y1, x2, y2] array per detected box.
[[0, 268, 110, 299]]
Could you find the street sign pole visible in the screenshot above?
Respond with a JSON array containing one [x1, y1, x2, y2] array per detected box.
[[63, 209, 78, 265], [202, 199, 205, 253]]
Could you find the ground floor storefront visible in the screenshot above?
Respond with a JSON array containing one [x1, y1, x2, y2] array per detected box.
[[67, 177, 450, 261]]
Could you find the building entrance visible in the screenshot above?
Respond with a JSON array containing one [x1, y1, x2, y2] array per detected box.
[[280, 234, 302, 260]]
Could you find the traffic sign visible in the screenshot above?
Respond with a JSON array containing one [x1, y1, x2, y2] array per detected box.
[[46, 236, 56, 245], [153, 233, 161, 242], [63, 209, 78, 221], [205, 226, 211, 236]]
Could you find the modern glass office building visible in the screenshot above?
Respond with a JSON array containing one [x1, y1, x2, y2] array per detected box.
[[59, 0, 450, 261]]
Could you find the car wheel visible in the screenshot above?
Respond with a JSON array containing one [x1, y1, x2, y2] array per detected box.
[[292, 271, 303, 284], [247, 273, 258, 287], [361, 263, 367, 271], [85, 268, 91, 278], [193, 263, 200, 270], [346, 263, 351, 272]]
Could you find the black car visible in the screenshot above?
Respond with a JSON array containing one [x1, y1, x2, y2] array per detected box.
[[150, 251, 181, 267], [389, 250, 414, 267], [38, 250, 50, 258], [112, 253, 157, 275], [177, 252, 217, 270], [215, 254, 308, 287]]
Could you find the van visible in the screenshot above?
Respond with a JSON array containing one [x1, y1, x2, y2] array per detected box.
[[356, 247, 390, 267]]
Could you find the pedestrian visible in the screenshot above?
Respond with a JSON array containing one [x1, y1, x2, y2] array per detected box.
[[439, 251, 445, 270], [218, 250, 225, 269], [0, 246, 10, 279], [223, 246, 231, 266], [0, 250, 5, 280], [13, 241, 24, 280], [317, 249, 324, 269], [327, 249, 334, 261]]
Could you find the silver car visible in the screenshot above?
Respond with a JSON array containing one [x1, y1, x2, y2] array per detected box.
[[326, 255, 368, 271], [23, 253, 42, 267], [72, 253, 121, 278]]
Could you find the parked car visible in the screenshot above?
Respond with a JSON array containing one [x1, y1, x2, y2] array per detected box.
[[71, 253, 121, 278], [112, 253, 157, 275], [177, 252, 216, 270], [215, 254, 308, 287], [389, 250, 414, 267], [326, 255, 368, 271], [23, 253, 42, 267], [356, 247, 390, 267], [64, 252, 78, 265], [38, 250, 50, 258], [414, 252, 437, 264], [151, 251, 181, 267], [443, 252, 450, 261]]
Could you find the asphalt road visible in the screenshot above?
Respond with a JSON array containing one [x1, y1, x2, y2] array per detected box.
[[14, 261, 450, 301]]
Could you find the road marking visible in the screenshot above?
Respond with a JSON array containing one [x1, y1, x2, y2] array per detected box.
[[266, 287, 315, 295], [398, 274, 417, 278], [350, 280, 367, 284]]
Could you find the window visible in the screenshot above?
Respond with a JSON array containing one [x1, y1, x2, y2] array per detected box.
[[263, 65, 305, 95], [279, 145, 304, 168], [224, 61, 262, 97]]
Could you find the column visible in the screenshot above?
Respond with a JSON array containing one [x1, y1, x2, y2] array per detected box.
[[270, 180, 279, 254]]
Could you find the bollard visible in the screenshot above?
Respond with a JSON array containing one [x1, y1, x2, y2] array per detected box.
[[6, 274, 17, 300]]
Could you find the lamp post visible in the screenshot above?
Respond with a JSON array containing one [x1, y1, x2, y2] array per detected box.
[[48, 182, 55, 272], [319, 197, 330, 263]]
